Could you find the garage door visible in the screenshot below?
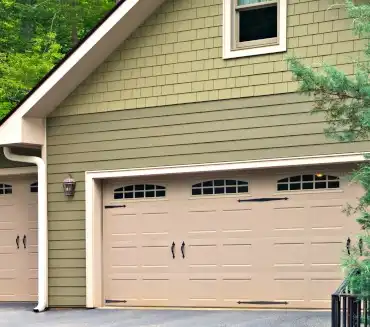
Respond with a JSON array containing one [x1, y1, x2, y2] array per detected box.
[[0, 176, 38, 302], [103, 167, 360, 309]]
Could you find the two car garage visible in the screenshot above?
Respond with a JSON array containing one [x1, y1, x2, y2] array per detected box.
[[0, 164, 361, 309], [102, 166, 360, 309]]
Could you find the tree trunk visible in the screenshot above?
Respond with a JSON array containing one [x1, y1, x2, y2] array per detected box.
[[72, 23, 78, 46]]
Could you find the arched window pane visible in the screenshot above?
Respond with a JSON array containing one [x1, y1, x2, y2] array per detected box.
[[30, 182, 38, 193], [0, 184, 12, 195], [277, 175, 340, 191], [114, 184, 166, 199], [191, 180, 249, 196]]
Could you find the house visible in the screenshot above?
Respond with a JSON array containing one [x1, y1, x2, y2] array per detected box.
[[0, 0, 367, 311]]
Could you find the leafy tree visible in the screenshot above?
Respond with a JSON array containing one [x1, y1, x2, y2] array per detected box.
[[288, 0, 370, 297], [0, 32, 63, 117], [0, 0, 116, 118]]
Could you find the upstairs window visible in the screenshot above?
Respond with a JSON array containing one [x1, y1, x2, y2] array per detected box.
[[237, 0, 278, 47], [192, 179, 249, 196], [114, 184, 166, 200], [0, 183, 12, 195], [223, 0, 287, 59], [277, 174, 340, 191]]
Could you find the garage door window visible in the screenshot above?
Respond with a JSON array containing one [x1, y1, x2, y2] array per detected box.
[[192, 179, 249, 196], [277, 174, 340, 191], [0, 183, 12, 195], [30, 182, 38, 193], [114, 184, 166, 199]]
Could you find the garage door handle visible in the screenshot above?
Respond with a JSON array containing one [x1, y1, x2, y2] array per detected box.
[[171, 242, 175, 259], [16, 235, 19, 249], [181, 241, 185, 259], [346, 237, 351, 255], [23, 235, 27, 249]]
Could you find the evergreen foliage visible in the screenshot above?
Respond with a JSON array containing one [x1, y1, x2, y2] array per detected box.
[[288, 0, 370, 297], [0, 0, 116, 118]]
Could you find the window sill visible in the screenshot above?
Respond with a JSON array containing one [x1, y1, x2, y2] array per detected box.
[[223, 43, 286, 59]]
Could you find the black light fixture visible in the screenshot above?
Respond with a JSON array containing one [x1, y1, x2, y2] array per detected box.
[[63, 175, 76, 197]]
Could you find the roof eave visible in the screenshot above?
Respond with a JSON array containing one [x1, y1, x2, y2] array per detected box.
[[0, 0, 166, 146]]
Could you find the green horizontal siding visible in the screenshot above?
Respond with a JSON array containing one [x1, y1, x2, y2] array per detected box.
[[47, 93, 370, 307], [49, 240, 85, 250]]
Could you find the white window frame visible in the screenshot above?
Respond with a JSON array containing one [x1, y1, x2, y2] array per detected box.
[[223, 0, 287, 59]]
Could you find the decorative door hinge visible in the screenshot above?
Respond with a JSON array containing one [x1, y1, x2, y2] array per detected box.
[[105, 299, 127, 304], [104, 205, 126, 209], [238, 197, 288, 203], [237, 300, 288, 305]]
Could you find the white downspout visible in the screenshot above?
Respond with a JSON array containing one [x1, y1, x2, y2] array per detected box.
[[3, 147, 48, 312]]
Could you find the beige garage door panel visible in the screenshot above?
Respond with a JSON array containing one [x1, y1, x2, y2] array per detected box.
[[103, 168, 361, 309], [0, 177, 38, 302], [103, 182, 183, 306]]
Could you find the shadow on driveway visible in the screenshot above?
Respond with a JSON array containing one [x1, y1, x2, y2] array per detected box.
[[0, 306, 331, 327]]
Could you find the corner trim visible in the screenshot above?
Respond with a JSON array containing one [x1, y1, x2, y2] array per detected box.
[[85, 152, 366, 308]]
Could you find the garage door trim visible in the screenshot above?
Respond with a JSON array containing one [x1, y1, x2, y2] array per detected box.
[[0, 167, 37, 176], [85, 152, 365, 308]]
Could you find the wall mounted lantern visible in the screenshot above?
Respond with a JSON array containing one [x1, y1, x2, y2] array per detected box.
[[63, 175, 76, 197]]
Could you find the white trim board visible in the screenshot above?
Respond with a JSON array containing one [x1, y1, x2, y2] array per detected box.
[[85, 152, 366, 308], [0, 166, 37, 176]]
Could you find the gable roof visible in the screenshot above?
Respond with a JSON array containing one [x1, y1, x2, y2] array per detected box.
[[0, 0, 166, 145]]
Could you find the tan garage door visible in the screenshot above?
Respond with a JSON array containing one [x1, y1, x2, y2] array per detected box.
[[103, 166, 360, 309], [0, 176, 38, 302]]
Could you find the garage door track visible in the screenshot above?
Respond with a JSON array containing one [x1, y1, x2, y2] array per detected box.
[[0, 305, 330, 327]]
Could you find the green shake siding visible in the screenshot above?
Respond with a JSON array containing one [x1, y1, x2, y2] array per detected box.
[[47, 0, 365, 306]]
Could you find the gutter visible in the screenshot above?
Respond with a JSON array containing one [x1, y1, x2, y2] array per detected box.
[[3, 147, 48, 312]]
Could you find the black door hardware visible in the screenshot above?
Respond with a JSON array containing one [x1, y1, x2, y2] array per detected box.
[[171, 242, 175, 259], [238, 197, 288, 203], [346, 237, 351, 255], [104, 205, 126, 209], [16, 235, 19, 249], [181, 241, 185, 259], [23, 235, 27, 249], [105, 299, 127, 304], [237, 300, 288, 305]]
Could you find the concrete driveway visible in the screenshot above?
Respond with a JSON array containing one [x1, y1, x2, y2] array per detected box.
[[0, 304, 331, 327]]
